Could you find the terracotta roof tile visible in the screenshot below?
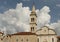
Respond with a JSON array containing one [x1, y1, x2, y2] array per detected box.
[[57, 36, 60, 38], [11, 32, 36, 35], [0, 32, 3, 34]]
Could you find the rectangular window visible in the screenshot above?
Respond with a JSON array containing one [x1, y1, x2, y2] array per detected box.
[[31, 27, 34, 31], [26, 39, 28, 42], [21, 39, 23, 42], [31, 18, 34, 22], [16, 39, 18, 42], [37, 38, 39, 42], [52, 38, 54, 42]]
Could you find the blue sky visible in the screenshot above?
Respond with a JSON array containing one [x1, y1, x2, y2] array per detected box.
[[0, 0, 60, 23]]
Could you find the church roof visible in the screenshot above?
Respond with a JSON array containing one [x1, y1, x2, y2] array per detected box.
[[0, 32, 3, 34], [57, 36, 60, 38], [11, 32, 36, 35]]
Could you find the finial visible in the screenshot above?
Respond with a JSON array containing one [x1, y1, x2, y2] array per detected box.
[[32, 1, 35, 12]]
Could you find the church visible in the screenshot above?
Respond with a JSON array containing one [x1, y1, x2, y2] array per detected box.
[[0, 4, 57, 42]]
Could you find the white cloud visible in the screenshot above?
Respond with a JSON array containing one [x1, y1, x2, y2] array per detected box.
[[56, 4, 60, 7], [0, 3, 30, 34], [23, 0, 30, 1], [50, 20, 60, 29], [37, 6, 51, 28], [49, 20, 60, 35]]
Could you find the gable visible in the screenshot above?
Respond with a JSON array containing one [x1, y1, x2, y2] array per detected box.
[[49, 29, 56, 34], [36, 26, 56, 35]]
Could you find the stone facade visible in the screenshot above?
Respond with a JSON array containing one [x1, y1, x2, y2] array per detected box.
[[3, 32, 37, 42], [36, 26, 57, 42]]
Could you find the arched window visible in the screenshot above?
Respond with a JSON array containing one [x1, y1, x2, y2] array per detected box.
[[31, 27, 34, 31], [16, 39, 18, 42], [31, 18, 34, 22], [52, 38, 54, 42], [26, 39, 28, 42], [21, 39, 23, 42], [37, 38, 39, 42]]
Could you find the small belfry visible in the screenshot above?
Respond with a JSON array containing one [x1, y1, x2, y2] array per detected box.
[[30, 4, 37, 33]]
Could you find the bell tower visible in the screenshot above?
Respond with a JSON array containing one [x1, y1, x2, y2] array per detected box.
[[30, 4, 37, 33]]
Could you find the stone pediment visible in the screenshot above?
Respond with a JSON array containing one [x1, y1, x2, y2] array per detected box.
[[36, 26, 56, 35]]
